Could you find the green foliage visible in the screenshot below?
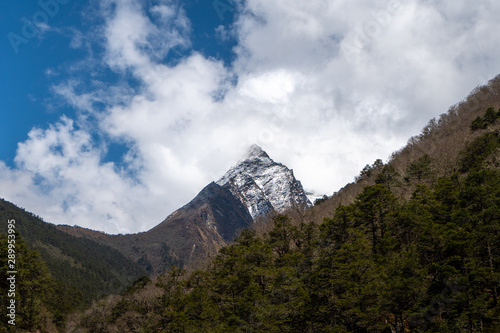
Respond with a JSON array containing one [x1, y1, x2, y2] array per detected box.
[[375, 164, 401, 190], [471, 107, 500, 131], [406, 154, 434, 182], [124, 275, 151, 295], [459, 132, 500, 172], [313, 195, 328, 206], [484, 107, 500, 124], [75, 161, 500, 332], [0, 232, 81, 331], [0, 199, 146, 304], [471, 116, 488, 131], [355, 184, 398, 255], [0, 199, 147, 331], [20, 106, 500, 331], [74, 158, 500, 332], [355, 159, 384, 181], [73, 158, 500, 332]]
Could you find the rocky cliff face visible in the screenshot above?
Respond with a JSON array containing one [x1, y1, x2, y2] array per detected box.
[[217, 145, 311, 219]]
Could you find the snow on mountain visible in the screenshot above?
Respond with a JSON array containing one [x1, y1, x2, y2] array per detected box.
[[217, 145, 312, 219], [57, 145, 313, 273]]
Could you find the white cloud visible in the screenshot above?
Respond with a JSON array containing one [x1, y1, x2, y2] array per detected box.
[[103, 0, 190, 72], [239, 70, 299, 104], [2, 0, 500, 233], [6, 117, 149, 233]]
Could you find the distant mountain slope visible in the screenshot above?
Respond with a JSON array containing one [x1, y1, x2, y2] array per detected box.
[[57, 145, 311, 274], [0, 199, 146, 302], [306, 74, 500, 224], [59, 181, 254, 274]]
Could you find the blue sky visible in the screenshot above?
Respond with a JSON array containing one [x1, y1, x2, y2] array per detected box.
[[1, 0, 235, 165], [1, 0, 500, 233]]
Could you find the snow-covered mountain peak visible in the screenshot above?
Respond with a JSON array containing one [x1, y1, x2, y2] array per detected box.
[[242, 144, 271, 162], [217, 145, 311, 219]]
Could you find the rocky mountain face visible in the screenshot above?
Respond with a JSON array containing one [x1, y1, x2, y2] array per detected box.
[[218, 144, 311, 219], [57, 145, 311, 274]]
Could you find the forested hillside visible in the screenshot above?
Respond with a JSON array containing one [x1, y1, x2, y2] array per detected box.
[[1, 231, 83, 332], [0, 200, 147, 332], [307, 75, 500, 225], [70, 101, 500, 331], [1, 77, 500, 332]]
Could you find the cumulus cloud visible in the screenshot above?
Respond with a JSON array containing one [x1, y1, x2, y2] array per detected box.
[[2, 0, 500, 233], [5, 117, 148, 233]]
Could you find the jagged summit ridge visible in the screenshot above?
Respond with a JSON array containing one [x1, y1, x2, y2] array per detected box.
[[242, 144, 271, 162], [217, 145, 311, 219]]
